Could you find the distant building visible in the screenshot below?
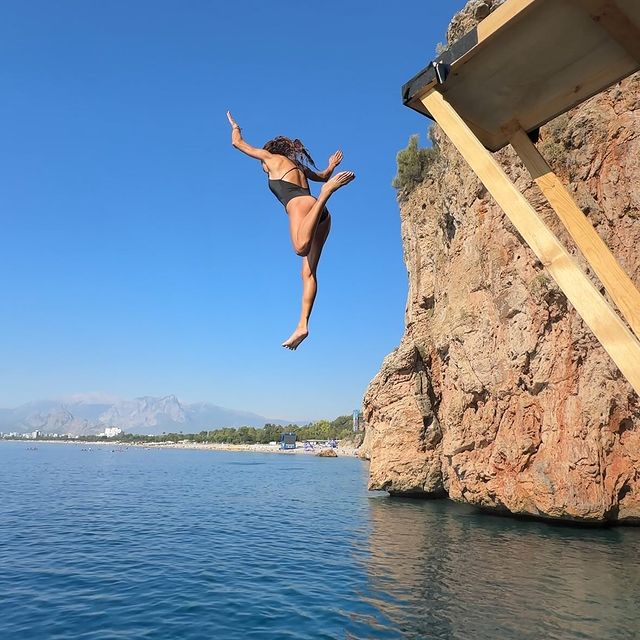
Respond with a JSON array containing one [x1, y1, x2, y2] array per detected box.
[[31, 430, 41, 440], [279, 432, 296, 450], [101, 427, 123, 438], [352, 410, 361, 432]]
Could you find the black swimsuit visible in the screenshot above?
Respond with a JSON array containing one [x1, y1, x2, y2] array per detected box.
[[268, 167, 328, 222]]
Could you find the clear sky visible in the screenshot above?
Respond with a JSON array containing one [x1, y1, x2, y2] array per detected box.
[[0, 0, 467, 420]]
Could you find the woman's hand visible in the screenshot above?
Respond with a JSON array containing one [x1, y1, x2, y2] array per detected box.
[[227, 111, 244, 150], [226, 112, 269, 161], [227, 111, 240, 130], [328, 150, 343, 168]]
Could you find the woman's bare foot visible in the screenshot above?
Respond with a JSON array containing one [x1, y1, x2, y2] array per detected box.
[[321, 171, 355, 197], [282, 326, 309, 350]]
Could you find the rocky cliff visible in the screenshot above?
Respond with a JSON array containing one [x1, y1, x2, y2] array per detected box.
[[362, 1, 640, 523]]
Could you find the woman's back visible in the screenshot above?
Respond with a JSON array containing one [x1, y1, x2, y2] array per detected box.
[[266, 155, 309, 189], [268, 161, 311, 208]]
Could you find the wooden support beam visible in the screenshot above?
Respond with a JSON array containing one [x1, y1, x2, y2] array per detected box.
[[510, 127, 640, 340], [421, 89, 640, 396]]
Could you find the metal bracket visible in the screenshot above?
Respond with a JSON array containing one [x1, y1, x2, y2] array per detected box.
[[433, 61, 450, 85]]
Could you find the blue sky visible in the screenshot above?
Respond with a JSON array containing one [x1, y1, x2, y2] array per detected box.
[[0, 0, 466, 420]]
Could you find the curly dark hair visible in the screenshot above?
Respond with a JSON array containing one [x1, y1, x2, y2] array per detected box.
[[263, 136, 316, 168]]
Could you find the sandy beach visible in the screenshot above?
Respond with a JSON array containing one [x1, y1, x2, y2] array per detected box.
[[134, 441, 360, 457], [30, 439, 361, 458]]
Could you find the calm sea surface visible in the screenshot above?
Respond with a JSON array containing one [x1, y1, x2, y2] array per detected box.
[[0, 441, 639, 640]]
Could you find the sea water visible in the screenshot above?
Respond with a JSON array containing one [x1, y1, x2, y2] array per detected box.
[[0, 441, 639, 640]]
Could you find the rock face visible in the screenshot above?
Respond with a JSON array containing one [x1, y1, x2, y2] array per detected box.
[[362, 2, 640, 523], [316, 448, 338, 458]]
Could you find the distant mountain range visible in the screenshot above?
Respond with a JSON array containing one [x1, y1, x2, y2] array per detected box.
[[0, 395, 298, 436]]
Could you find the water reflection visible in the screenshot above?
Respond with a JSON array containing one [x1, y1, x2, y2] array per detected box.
[[365, 497, 640, 640]]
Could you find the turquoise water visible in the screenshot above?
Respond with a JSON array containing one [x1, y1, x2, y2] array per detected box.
[[0, 442, 639, 640]]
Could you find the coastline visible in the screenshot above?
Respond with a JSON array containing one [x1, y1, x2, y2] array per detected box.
[[12, 438, 361, 458]]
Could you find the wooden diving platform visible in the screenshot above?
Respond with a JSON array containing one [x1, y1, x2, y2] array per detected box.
[[402, 0, 640, 396], [403, 0, 640, 151]]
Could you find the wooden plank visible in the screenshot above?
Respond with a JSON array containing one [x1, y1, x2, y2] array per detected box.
[[447, 0, 540, 81], [476, 0, 538, 42], [510, 127, 640, 340], [421, 89, 640, 395], [404, 0, 640, 150], [441, 0, 638, 150], [573, 0, 640, 63]]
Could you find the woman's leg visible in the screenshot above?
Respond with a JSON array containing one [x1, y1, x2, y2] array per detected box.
[[288, 171, 354, 256], [282, 212, 331, 350]]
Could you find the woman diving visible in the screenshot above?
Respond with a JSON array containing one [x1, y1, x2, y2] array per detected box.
[[226, 111, 355, 350]]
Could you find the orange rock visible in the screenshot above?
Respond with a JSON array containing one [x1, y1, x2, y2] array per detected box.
[[362, 2, 640, 524]]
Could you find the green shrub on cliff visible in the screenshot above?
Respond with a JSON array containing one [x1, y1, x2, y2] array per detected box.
[[392, 130, 438, 199]]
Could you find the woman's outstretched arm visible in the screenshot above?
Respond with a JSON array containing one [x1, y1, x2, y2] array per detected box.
[[304, 150, 343, 182], [227, 111, 271, 161]]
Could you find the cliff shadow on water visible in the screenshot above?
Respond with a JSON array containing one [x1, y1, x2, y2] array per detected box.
[[363, 496, 640, 639], [362, 0, 640, 524]]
